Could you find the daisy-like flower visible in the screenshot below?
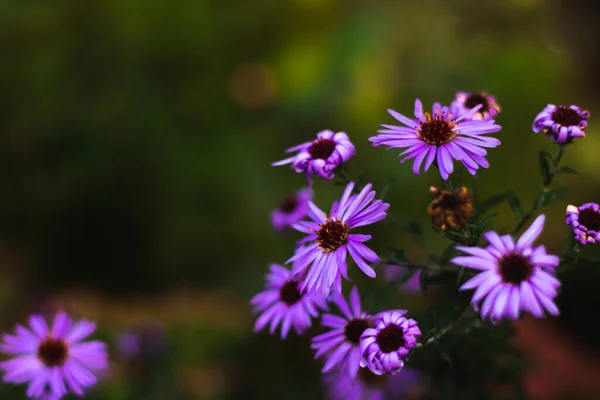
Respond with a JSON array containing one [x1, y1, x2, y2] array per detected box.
[[324, 366, 421, 400], [532, 104, 589, 143], [251, 264, 328, 339], [452, 91, 501, 121], [0, 312, 108, 399], [360, 311, 421, 375], [369, 99, 501, 180], [566, 203, 600, 245], [272, 130, 355, 180], [452, 214, 561, 322], [428, 186, 474, 231], [312, 287, 372, 379], [271, 188, 312, 231], [288, 182, 389, 296]]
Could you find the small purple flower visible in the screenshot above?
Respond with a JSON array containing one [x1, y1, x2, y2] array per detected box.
[[566, 203, 600, 245], [451, 91, 501, 121], [312, 287, 372, 379], [360, 311, 421, 375], [452, 214, 561, 322], [324, 366, 421, 400], [271, 188, 312, 231], [251, 264, 328, 339], [272, 130, 355, 180], [117, 323, 165, 359], [532, 104, 589, 143], [288, 182, 389, 296], [0, 312, 108, 399], [369, 99, 501, 180]]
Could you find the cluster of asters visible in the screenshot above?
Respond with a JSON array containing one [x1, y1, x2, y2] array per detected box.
[[254, 91, 596, 399]]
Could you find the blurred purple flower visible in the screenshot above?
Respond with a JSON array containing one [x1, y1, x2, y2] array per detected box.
[[0, 312, 108, 399], [271, 188, 312, 231], [532, 104, 589, 143], [325, 366, 421, 400], [382, 265, 422, 294], [287, 182, 389, 296], [251, 264, 328, 339], [117, 323, 165, 359], [453, 214, 561, 322], [566, 203, 600, 245], [369, 99, 501, 180], [312, 287, 372, 379], [451, 91, 501, 121], [272, 130, 355, 180], [360, 311, 421, 375]]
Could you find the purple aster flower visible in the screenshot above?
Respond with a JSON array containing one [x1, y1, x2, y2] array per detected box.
[[272, 130, 355, 180], [325, 366, 421, 400], [369, 99, 501, 180], [117, 323, 165, 359], [271, 188, 312, 231], [312, 287, 372, 379], [287, 182, 389, 296], [0, 312, 108, 399], [532, 104, 589, 143], [251, 264, 328, 339], [360, 311, 421, 375], [451, 91, 501, 121], [452, 214, 561, 322], [566, 203, 600, 245]]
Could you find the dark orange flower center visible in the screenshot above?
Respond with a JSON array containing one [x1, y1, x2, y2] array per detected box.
[[37, 337, 69, 367], [579, 208, 600, 232], [279, 280, 303, 305], [498, 253, 533, 285], [418, 111, 457, 146], [308, 138, 336, 160], [551, 106, 581, 127], [316, 219, 348, 253], [343, 318, 371, 344], [376, 324, 405, 353]]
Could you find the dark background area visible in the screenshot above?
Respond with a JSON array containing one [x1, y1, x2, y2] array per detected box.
[[0, 0, 600, 398]]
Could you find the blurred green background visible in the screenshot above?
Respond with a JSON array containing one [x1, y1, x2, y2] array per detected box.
[[1, 0, 600, 398]]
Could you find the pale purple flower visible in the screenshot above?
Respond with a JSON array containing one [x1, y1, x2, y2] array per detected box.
[[452, 214, 561, 322], [271, 188, 312, 231], [312, 287, 372, 379], [117, 323, 165, 359], [451, 91, 501, 121], [360, 311, 421, 375], [532, 104, 589, 143], [566, 203, 600, 245], [369, 99, 501, 180], [251, 264, 328, 339], [324, 366, 421, 400], [0, 312, 108, 399], [287, 182, 389, 296], [272, 130, 355, 180]]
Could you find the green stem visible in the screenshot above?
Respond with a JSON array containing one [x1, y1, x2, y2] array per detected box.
[[416, 307, 472, 350], [512, 144, 567, 235]]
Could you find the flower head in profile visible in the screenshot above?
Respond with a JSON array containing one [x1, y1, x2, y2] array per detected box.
[[251, 264, 328, 339], [452, 91, 501, 121], [324, 366, 421, 400], [288, 182, 389, 296], [312, 287, 372, 379], [533, 104, 589, 143], [428, 186, 474, 231], [369, 99, 501, 180], [566, 203, 600, 245], [360, 311, 421, 375], [452, 215, 561, 322], [272, 130, 355, 180], [271, 188, 312, 231], [0, 312, 108, 399]]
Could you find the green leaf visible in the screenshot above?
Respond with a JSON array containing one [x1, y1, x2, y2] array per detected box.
[[432, 226, 466, 243], [538, 188, 569, 207], [506, 191, 523, 220], [538, 150, 553, 183], [389, 249, 410, 265], [555, 166, 577, 175], [477, 212, 499, 233], [419, 269, 429, 293], [478, 193, 507, 213], [379, 177, 394, 200], [439, 244, 457, 266]]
